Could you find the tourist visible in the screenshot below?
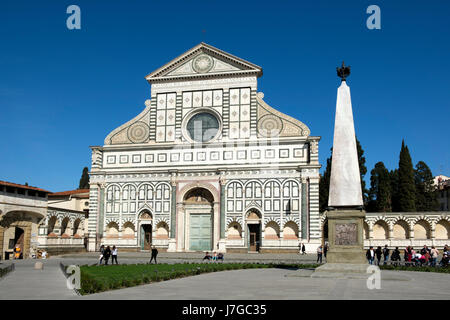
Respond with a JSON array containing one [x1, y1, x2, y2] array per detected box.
[[111, 246, 118, 265], [366, 246, 375, 265], [103, 246, 111, 265], [375, 246, 382, 265], [298, 243, 302, 254], [13, 245, 21, 259], [382, 245, 390, 265], [149, 245, 158, 264], [302, 243, 306, 255], [98, 245, 105, 265], [316, 245, 323, 263], [203, 251, 212, 261], [41, 249, 47, 260], [391, 247, 401, 262], [323, 243, 328, 259], [217, 252, 224, 262], [440, 246, 449, 267], [212, 252, 218, 261], [430, 246, 439, 267], [420, 245, 430, 256]]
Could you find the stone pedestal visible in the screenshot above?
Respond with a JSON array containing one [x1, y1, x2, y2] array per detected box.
[[167, 238, 177, 252], [324, 209, 366, 264], [218, 239, 227, 253]]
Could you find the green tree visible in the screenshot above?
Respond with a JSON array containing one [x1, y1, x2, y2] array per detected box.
[[389, 169, 400, 212], [397, 140, 416, 212], [368, 162, 392, 212], [319, 153, 332, 212], [78, 167, 90, 189], [356, 137, 369, 206], [414, 161, 439, 211]]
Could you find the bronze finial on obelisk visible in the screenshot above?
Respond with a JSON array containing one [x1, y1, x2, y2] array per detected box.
[[336, 61, 351, 82]]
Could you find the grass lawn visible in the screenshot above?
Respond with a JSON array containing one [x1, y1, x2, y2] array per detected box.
[[77, 262, 319, 295], [379, 265, 450, 273]]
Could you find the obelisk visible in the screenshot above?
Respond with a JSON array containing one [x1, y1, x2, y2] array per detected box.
[[315, 62, 367, 274]]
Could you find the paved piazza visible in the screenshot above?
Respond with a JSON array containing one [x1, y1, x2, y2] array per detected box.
[[0, 253, 449, 300]]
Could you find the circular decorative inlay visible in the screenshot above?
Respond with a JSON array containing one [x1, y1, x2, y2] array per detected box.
[[258, 115, 283, 137], [128, 121, 150, 143], [192, 54, 214, 73]]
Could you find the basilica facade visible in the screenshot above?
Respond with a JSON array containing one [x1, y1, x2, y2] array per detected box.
[[88, 43, 321, 253]]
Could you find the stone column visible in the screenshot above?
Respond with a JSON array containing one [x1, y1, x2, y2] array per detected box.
[[176, 203, 184, 252], [218, 173, 227, 252]]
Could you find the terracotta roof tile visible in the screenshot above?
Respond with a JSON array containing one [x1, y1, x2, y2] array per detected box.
[[49, 189, 89, 196], [0, 180, 51, 193]]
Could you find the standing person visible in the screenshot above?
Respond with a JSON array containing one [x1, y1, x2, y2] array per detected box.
[[103, 246, 111, 265], [323, 243, 328, 260], [430, 246, 439, 267], [391, 247, 400, 262], [298, 243, 302, 254], [382, 245, 390, 265], [98, 245, 105, 265], [316, 245, 323, 263], [13, 245, 21, 260], [149, 245, 158, 264], [366, 246, 375, 265], [302, 243, 306, 255], [375, 246, 382, 265], [111, 246, 118, 265]]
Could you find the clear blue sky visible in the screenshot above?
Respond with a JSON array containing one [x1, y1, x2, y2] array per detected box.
[[1, 0, 449, 192]]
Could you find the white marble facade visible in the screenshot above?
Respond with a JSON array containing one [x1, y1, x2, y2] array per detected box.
[[88, 43, 321, 253]]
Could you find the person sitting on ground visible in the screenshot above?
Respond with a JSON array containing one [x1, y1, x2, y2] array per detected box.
[[203, 252, 212, 261], [212, 252, 218, 261], [217, 252, 224, 261]]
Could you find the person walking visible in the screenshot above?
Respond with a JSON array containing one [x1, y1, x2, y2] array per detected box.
[[366, 246, 375, 265], [382, 245, 390, 265], [149, 245, 158, 264], [317, 245, 323, 263], [98, 245, 105, 265], [103, 246, 111, 265], [375, 246, 382, 265], [430, 246, 439, 267], [111, 246, 118, 265], [302, 243, 306, 255]]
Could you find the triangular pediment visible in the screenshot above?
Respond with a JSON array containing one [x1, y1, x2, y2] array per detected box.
[[145, 43, 262, 82]]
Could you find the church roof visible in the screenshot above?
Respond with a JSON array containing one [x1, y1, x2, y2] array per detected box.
[[145, 42, 263, 82]]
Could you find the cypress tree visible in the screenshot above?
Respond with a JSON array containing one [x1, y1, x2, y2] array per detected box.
[[319, 153, 332, 212], [397, 140, 416, 212], [368, 162, 392, 212], [78, 167, 90, 189], [389, 169, 400, 212], [356, 137, 369, 206], [414, 161, 439, 211]]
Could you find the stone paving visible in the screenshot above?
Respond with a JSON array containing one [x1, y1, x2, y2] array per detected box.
[[0, 252, 449, 300]]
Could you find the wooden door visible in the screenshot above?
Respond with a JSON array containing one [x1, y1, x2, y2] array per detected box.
[[250, 232, 257, 251]]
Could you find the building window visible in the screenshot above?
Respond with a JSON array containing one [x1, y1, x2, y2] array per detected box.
[[186, 112, 219, 142]]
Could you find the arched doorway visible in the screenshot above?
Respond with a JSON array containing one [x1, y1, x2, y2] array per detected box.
[[184, 188, 214, 251], [246, 209, 261, 252], [138, 210, 153, 250]]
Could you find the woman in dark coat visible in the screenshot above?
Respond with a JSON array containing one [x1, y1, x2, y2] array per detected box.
[[103, 246, 111, 265]]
